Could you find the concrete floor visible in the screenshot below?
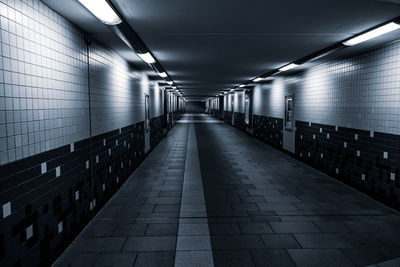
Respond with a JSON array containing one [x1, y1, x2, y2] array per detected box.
[[54, 114, 400, 267]]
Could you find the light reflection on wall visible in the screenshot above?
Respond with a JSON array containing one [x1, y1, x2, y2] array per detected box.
[[250, 39, 400, 135]]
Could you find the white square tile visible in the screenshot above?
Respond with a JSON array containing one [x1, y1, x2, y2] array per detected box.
[[26, 225, 33, 239], [58, 221, 63, 233], [41, 162, 47, 174], [2, 202, 11, 218]]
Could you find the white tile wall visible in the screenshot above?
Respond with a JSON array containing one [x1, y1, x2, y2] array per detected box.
[[0, 0, 90, 165], [252, 39, 400, 135], [234, 90, 245, 113], [0, 0, 164, 165], [88, 42, 146, 136], [224, 92, 235, 112], [149, 82, 164, 118], [252, 78, 298, 118]]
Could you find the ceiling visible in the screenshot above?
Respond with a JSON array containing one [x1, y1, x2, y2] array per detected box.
[[43, 0, 400, 100]]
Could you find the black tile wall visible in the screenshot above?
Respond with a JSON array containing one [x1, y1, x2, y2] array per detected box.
[[224, 111, 232, 125], [210, 109, 223, 119], [233, 112, 246, 132], [173, 111, 183, 123], [252, 115, 283, 149], [150, 115, 165, 149], [296, 120, 400, 208], [0, 121, 147, 267]]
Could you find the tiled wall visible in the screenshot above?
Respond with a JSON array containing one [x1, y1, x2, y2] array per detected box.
[[296, 121, 400, 207], [149, 82, 164, 119], [296, 42, 400, 135], [222, 38, 400, 209], [0, 0, 173, 266], [233, 90, 244, 113], [88, 42, 147, 135], [252, 115, 283, 149], [0, 0, 90, 165]]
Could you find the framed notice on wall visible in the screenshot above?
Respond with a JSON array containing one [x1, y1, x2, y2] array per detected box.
[[285, 95, 294, 131]]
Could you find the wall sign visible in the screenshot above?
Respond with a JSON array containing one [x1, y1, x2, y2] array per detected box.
[[285, 95, 294, 131]]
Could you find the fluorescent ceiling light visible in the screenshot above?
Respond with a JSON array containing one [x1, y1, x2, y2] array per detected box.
[[78, 0, 122, 25], [239, 84, 246, 88], [279, 63, 298, 72], [224, 92, 228, 94], [158, 72, 167, 78], [230, 89, 235, 92], [167, 81, 173, 85], [137, 52, 156, 64], [253, 77, 263, 82], [174, 89, 179, 92], [343, 22, 400, 46]]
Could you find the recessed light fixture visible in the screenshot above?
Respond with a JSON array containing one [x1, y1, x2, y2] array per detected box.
[[137, 52, 156, 64], [78, 0, 122, 25], [253, 77, 263, 82], [279, 63, 298, 72], [158, 72, 167, 78], [239, 84, 246, 88], [343, 21, 400, 46], [230, 89, 235, 92], [167, 81, 173, 85]]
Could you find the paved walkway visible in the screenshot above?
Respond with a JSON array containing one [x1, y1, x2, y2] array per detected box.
[[55, 114, 400, 267]]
